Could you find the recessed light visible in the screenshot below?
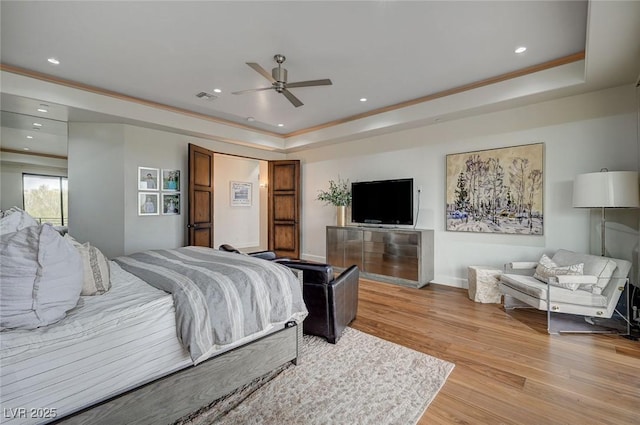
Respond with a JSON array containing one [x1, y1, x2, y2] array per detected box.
[[47, 57, 60, 65], [37, 108, 48, 113], [515, 46, 527, 54], [33, 122, 43, 127], [26, 136, 33, 139], [360, 98, 367, 102], [277, 124, 284, 127], [247, 117, 255, 122], [23, 147, 30, 151], [213, 88, 222, 93]]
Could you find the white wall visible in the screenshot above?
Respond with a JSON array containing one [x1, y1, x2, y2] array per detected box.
[[213, 154, 264, 250], [123, 125, 187, 255], [68, 123, 285, 258], [290, 85, 640, 287], [68, 123, 126, 259]]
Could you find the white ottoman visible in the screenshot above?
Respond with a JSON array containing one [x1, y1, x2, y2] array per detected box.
[[468, 266, 503, 303]]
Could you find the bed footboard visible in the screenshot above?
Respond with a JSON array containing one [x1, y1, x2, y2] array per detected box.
[[56, 323, 300, 425]]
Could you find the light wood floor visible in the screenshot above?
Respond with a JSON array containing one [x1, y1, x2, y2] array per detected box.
[[350, 278, 640, 425]]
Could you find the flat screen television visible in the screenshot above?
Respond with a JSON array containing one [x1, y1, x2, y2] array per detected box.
[[351, 178, 413, 225]]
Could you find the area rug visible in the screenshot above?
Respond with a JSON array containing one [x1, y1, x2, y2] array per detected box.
[[177, 327, 454, 425]]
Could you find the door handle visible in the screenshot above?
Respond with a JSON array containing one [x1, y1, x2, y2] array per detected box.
[[187, 224, 198, 228]]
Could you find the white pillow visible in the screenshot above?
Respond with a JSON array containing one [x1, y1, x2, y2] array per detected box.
[[0, 224, 83, 330], [0, 207, 39, 235], [551, 249, 618, 290], [533, 254, 583, 283], [64, 234, 112, 295], [548, 275, 599, 292]]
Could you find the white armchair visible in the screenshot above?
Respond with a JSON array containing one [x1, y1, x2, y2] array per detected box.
[[498, 249, 631, 334]]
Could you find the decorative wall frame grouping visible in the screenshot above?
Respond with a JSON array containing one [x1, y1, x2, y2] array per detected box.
[[162, 169, 180, 192], [139, 192, 159, 216], [445, 143, 544, 235], [138, 167, 181, 216], [138, 167, 159, 191]]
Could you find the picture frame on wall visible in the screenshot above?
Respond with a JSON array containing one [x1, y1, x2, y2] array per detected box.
[[138, 167, 159, 191], [445, 142, 544, 235], [161, 169, 180, 191], [162, 193, 180, 215], [230, 181, 252, 206], [139, 192, 159, 216]]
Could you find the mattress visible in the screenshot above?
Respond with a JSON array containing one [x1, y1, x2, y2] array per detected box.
[[0, 262, 290, 424]]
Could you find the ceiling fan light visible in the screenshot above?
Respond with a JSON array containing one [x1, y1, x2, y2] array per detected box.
[[238, 54, 330, 108], [272, 66, 287, 83]]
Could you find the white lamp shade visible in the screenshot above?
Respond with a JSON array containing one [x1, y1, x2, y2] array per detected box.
[[572, 171, 640, 208]]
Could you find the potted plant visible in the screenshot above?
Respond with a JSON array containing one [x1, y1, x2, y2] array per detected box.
[[317, 177, 352, 226]]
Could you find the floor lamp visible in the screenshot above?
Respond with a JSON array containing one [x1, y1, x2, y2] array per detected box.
[[572, 170, 640, 256]]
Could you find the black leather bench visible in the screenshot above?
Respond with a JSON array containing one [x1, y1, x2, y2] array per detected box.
[[276, 260, 359, 343]]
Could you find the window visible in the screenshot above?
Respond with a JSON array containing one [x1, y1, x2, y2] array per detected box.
[[22, 174, 68, 226]]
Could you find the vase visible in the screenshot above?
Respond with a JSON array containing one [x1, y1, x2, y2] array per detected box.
[[336, 205, 347, 227]]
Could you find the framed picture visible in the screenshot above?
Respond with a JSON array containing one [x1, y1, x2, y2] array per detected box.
[[230, 181, 252, 206], [162, 193, 180, 215], [445, 142, 544, 235], [162, 169, 180, 191], [138, 192, 159, 216], [138, 167, 159, 191]]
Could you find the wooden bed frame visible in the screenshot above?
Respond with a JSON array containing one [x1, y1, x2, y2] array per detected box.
[[56, 322, 302, 425]]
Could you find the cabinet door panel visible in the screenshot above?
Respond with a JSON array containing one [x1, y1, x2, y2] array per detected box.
[[326, 227, 363, 269], [364, 252, 419, 280], [344, 228, 363, 269], [344, 242, 363, 269], [383, 232, 419, 245], [326, 228, 343, 267], [363, 241, 418, 257]]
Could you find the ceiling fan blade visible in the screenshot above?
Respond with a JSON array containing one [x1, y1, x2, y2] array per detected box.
[[231, 87, 273, 95], [246, 62, 276, 83], [281, 89, 303, 107], [285, 79, 333, 88]]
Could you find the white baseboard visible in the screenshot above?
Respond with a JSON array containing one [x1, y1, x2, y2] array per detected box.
[[431, 275, 468, 289]]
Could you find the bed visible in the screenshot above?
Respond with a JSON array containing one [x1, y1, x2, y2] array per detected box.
[[1, 229, 307, 425]]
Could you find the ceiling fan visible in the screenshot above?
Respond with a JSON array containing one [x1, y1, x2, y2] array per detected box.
[[232, 54, 332, 107]]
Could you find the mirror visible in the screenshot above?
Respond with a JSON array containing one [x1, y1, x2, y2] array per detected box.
[[0, 94, 69, 216], [212, 153, 268, 252]]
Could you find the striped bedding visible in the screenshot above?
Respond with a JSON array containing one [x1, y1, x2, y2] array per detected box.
[[114, 247, 308, 364], [0, 262, 191, 424]]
